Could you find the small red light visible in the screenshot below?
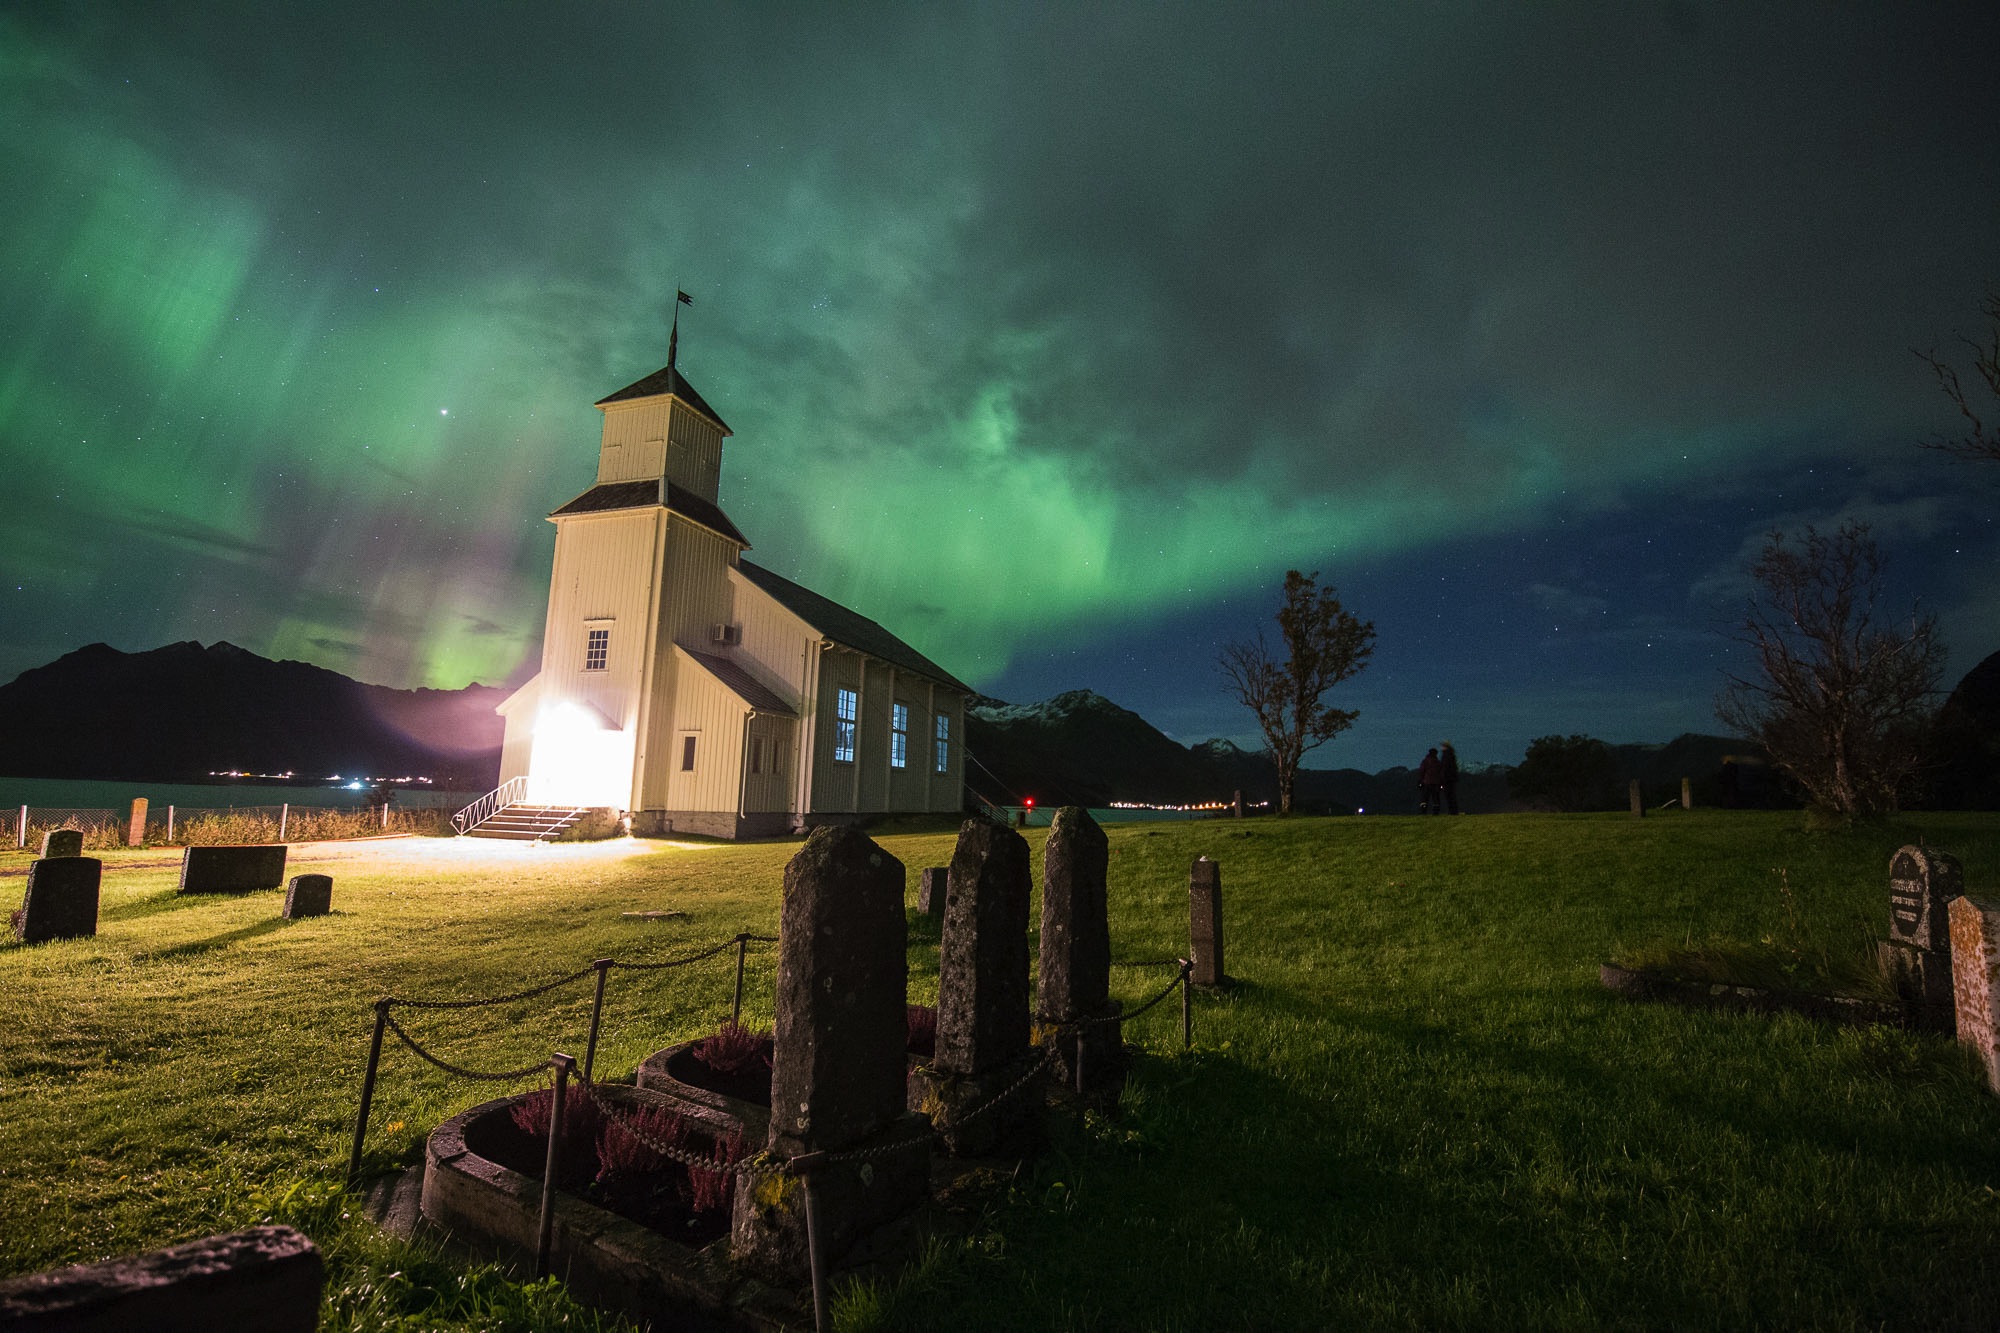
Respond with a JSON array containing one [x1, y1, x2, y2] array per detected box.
[[1024, 797, 1035, 808]]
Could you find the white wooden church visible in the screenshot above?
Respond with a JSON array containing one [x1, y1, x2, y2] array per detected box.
[[483, 346, 971, 839]]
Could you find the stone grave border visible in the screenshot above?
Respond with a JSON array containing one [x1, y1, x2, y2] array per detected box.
[[353, 936, 1197, 1331]]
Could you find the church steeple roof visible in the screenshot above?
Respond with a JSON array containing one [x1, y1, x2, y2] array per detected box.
[[592, 364, 731, 432]]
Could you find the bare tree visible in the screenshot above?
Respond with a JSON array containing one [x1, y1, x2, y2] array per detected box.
[[1220, 570, 1375, 814], [1916, 288, 2000, 464], [1716, 521, 1944, 821]]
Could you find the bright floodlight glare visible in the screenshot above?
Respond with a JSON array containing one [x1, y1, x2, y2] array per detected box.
[[530, 700, 632, 807]]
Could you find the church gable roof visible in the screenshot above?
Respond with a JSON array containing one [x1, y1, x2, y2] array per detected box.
[[678, 646, 796, 717], [549, 480, 749, 547], [593, 364, 731, 432], [736, 559, 971, 694]]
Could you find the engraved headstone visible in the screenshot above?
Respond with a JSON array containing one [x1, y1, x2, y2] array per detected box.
[[1950, 895, 2000, 1094], [281, 874, 333, 919], [918, 866, 947, 917], [1880, 845, 1963, 1032], [15, 857, 101, 944], [1190, 856, 1226, 987], [732, 826, 928, 1279], [39, 829, 82, 859], [1040, 807, 1122, 1095], [127, 797, 148, 848]]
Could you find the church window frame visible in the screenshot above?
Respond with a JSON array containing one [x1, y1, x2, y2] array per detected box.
[[935, 712, 951, 774], [891, 702, 910, 770], [834, 688, 857, 763], [583, 623, 611, 672]]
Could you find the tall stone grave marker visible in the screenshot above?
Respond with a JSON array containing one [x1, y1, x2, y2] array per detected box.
[[15, 857, 101, 944], [1879, 844, 1963, 1032], [910, 817, 1036, 1155], [127, 798, 148, 847], [1949, 895, 2000, 1094], [1039, 807, 1122, 1097], [1190, 856, 1226, 987], [1628, 779, 1644, 818], [39, 829, 83, 859], [732, 826, 929, 1280], [918, 866, 947, 917]]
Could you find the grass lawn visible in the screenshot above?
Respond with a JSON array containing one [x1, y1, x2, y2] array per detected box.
[[6, 811, 2000, 1330]]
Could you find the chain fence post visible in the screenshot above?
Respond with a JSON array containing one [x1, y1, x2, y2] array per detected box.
[[583, 960, 613, 1082], [348, 998, 392, 1186], [167, 805, 175, 844], [279, 803, 289, 841], [537, 1053, 575, 1277], [792, 1153, 832, 1333], [731, 933, 750, 1026], [1180, 959, 1193, 1049], [16, 806, 24, 849]]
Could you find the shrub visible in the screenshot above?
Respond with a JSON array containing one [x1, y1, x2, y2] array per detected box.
[[688, 1128, 748, 1214], [594, 1103, 690, 1181], [691, 1022, 772, 1076], [508, 1085, 603, 1161]]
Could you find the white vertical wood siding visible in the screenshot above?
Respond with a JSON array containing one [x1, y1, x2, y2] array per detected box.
[[804, 648, 965, 815], [495, 674, 542, 785], [595, 401, 670, 484], [540, 510, 660, 732], [743, 714, 796, 813], [665, 412, 724, 502], [664, 649, 748, 813]]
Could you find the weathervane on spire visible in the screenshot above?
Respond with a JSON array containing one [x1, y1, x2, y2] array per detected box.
[[667, 288, 694, 371]]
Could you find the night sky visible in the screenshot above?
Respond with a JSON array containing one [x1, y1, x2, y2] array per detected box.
[[4, 3, 1997, 774]]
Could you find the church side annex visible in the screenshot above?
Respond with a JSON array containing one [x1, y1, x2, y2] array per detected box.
[[491, 343, 970, 839]]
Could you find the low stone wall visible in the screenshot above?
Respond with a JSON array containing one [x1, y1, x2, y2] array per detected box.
[[1599, 962, 1903, 1027], [0, 1225, 321, 1331]]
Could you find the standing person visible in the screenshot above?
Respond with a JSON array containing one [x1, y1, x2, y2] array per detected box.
[[1439, 741, 1461, 815], [1417, 747, 1443, 815]]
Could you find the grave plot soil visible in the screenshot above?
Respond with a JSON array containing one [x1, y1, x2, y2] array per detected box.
[[665, 1044, 774, 1107], [461, 1103, 732, 1248]]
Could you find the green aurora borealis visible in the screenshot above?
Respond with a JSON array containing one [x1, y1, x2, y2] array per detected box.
[[3, 3, 1997, 769]]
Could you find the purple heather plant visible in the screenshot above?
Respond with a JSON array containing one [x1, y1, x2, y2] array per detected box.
[[688, 1127, 749, 1214], [691, 1021, 773, 1076], [508, 1084, 603, 1154], [594, 1103, 691, 1180], [906, 1003, 937, 1057]]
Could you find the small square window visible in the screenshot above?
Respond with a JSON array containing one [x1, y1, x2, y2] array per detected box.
[[583, 626, 610, 671], [681, 735, 697, 771]]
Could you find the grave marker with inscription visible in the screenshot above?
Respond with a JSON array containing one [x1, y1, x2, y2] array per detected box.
[[1879, 844, 1963, 1033]]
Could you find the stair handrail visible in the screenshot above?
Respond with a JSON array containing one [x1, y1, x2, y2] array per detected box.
[[452, 776, 528, 836]]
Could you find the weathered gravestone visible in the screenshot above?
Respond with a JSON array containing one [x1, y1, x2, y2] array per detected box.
[[1039, 807, 1123, 1097], [179, 844, 288, 894], [39, 828, 83, 858], [126, 798, 148, 848], [1949, 895, 2000, 1094], [1189, 856, 1226, 988], [15, 857, 101, 944], [1628, 779, 1644, 818], [0, 1225, 322, 1332], [281, 874, 333, 919], [917, 866, 947, 917], [731, 826, 930, 1281], [909, 817, 1038, 1155], [1878, 845, 1963, 1033]]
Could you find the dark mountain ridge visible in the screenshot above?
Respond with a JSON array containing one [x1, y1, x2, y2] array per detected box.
[[0, 641, 506, 787]]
